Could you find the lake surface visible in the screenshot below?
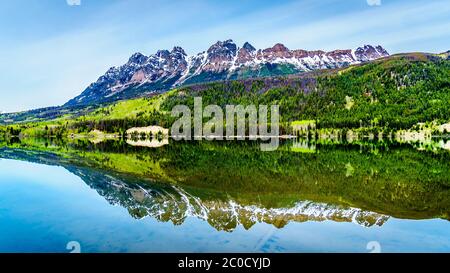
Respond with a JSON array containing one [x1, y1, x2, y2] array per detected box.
[[0, 138, 449, 252]]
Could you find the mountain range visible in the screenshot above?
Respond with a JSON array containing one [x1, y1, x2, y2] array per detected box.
[[66, 40, 389, 106]]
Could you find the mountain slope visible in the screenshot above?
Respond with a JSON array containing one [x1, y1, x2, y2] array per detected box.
[[65, 40, 389, 106]]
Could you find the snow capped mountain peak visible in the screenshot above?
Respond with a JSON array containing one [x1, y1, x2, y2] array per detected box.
[[171, 46, 187, 56], [66, 40, 389, 106], [237, 42, 257, 65], [206, 39, 238, 63], [375, 45, 389, 55], [128, 52, 148, 65], [156, 49, 170, 58], [355, 44, 389, 62]]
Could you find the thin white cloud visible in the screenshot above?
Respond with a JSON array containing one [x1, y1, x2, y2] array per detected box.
[[367, 0, 381, 6]]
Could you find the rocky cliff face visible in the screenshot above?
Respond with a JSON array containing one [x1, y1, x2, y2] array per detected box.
[[66, 40, 389, 106]]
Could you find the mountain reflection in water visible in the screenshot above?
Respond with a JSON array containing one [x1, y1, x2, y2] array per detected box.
[[0, 137, 449, 232]]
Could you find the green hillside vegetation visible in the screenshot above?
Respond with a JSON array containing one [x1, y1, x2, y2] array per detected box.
[[316, 55, 450, 129], [159, 54, 450, 130]]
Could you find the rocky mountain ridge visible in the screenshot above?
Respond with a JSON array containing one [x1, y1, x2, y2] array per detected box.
[[66, 40, 389, 106]]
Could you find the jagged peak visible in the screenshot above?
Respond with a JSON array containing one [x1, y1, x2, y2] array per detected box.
[[223, 39, 234, 44], [105, 66, 118, 73], [128, 52, 148, 64], [211, 39, 234, 46], [242, 42, 256, 52], [171, 46, 186, 56], [208, 39, 237, 53], [156, 49, 170, 58], [355, 44, 388, 53], [261, 43, 290, 55], [375, 45, 389, 55], [272, 43, 289, 51], [130, 52, 145, 58], [353, 44, 389, 62]]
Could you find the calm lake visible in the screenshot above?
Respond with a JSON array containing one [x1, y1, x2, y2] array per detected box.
[[0, 138, 449, 252]]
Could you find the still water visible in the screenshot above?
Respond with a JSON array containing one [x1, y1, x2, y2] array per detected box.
[[0, 138, 449, 252]]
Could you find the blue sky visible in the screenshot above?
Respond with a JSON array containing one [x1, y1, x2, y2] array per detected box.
[[0, 0, 449, 112]]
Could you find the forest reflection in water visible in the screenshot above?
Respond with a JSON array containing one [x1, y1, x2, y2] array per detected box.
[[0, 136, 449, 233]]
